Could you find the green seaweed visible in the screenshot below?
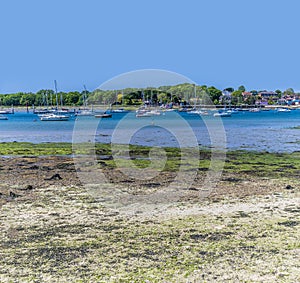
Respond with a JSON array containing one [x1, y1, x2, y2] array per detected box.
[[1, 142, 300, 180]]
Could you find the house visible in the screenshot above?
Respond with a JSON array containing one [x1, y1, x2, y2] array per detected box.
[[242, 91, 253, 98], [258, 91, 277, 98]]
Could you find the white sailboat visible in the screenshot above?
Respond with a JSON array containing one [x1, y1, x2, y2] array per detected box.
[[0, 105, 14, 114], [39, 81, 70, 121], [186, 85, 209, 116], [76, 85, 94, 116], [213, 111, 231, 117]]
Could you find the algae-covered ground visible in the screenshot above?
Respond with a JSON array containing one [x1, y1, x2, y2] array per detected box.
[[0, 142, 299, 282]]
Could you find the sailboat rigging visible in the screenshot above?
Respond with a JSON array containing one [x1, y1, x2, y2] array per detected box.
[[75, 85, 95, 116], [38, 80, 70, 121]]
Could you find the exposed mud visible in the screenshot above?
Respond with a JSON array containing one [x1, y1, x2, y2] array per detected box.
[[0, 155, 299, 282]]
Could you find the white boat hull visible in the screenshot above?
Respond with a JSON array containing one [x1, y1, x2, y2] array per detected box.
[[39, 113, 70, 121]]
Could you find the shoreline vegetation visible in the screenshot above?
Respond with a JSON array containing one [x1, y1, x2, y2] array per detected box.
[[1, 83, 300, 110], [0, 142, 299, 282], [3, 103, 300, 113]]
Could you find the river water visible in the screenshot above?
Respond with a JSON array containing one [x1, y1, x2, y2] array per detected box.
[[0, 110, 300, 153]]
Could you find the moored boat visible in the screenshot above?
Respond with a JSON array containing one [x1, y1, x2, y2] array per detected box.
[[226, 109, 239, 114], [213, 111, 231, 117], [136, 111, 153, 117], [249, 108, 261, 112], [33, 108, 51, 114], [39, 113, 70, 121], [187, 109, 209, 115], [75, 109, 95, 116], [276, 107, 291, 112], [136, 108, 161, 117], [0, 108, 14, 114], [94, 113, 112, 118], [111, 108, 129, 113], [75, 85, 94, 116], [0, 114, 8, 120]]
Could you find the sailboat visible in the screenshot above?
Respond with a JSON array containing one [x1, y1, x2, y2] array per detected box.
[[186, 85, 209, 115], [0, 104, 14, 114], [94, 112, 112, 118], [110, 90, 129, 113], [39, 81, 70, 121], [213, 111, 231, 117], [75, 85, 95, 116]]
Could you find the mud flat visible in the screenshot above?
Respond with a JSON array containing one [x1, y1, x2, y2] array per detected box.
[[0, 143, 299, 282]]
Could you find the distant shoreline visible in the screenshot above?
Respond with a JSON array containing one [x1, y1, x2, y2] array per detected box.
[[1, 104, 300, 113]]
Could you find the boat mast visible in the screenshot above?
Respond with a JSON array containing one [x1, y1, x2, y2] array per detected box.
[[49, 90, 53, 107], [142, 90, 145, 104], [54, 80, 59, 110], [193, 84, 197, 109], [45, 92, 48, 108], [83, 85, 88, 108], [59, 85, 63, 109]]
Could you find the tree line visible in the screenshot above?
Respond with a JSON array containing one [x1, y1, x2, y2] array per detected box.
[[0, 84, 296, 107], [0, 90, 86, 107], [86, 84, 223, 106]]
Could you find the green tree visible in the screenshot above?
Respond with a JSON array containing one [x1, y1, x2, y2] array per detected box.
[[238, 85, 246, 92], [206, 87, 222, 105], [268, 98, 275, 105], [231, 90, 243, 105], [2, 93, 23, 106], [244, 96, 256, 105], [275, 89, 282, 98], [157, 92, 169, 104], [64, 91, 81, 105], [284, 88, 294, 96], [20, 93, 35, 106], [223, 87, 234, 93]]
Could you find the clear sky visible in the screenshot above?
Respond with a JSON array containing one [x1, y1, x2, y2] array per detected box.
[[1, 0, 300, 93]]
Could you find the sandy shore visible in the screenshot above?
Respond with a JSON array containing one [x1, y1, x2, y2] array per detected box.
[[0, 154, 299, 282]]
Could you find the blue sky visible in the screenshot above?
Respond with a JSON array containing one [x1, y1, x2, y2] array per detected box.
[[1, 0, 300, 93]]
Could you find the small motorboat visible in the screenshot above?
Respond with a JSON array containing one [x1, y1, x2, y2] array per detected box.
[[186, 109, 209, 116], [0, 114, 8, 120], [249, 108, 261, 112], [136, 111, 153, 117], [135, 108, 161, 117], [276, 108, 291, 112], [75, 109, 94, 116], [94, 113, 112, 118], [39, 113, 70, 121], [0, 109, 14, 114], [111, 108, 129, 113], [33, 108, 51, 114], [213, 111, 231, 117]]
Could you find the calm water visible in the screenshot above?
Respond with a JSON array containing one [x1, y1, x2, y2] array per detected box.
[[0, 110, 300, 152]]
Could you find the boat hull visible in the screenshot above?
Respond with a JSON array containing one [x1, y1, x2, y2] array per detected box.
[[39, 114, 70, 121], [94, 114, 112, 118], [213, 112, 232, 117]]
